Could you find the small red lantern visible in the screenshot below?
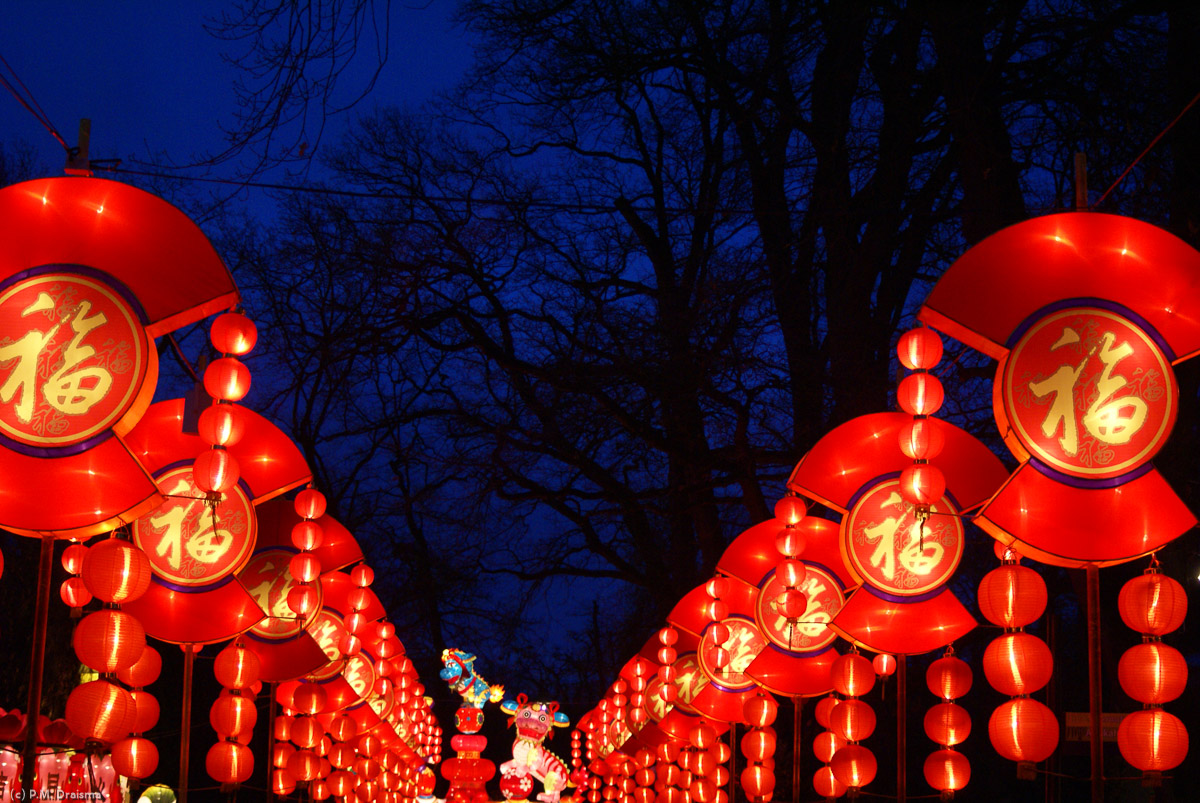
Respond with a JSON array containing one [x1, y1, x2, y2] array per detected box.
[[978, 564, 1047, 628], [1117, 708, 1189, 771], [290, 716, 325, 749], [923, 749, 969, 793], [814, 731, 847, 763], [898, 463, 946, 507], [815, 695, 840, 729], [131, 689, 161, 733], [73, 609, 147, 674], [923, 702, 971, 747], [289, 552, 323, 583], [272, 768, 297, 796], [292, 520, 324, 550], [293, 683, 328, 715], [897, 328, 943, 371], [62, 542, 88, 573], [982, 632, 1053, 696], [743, 694, 777, 728], [215, 642, 261, 690], [1118, 641, 1188, 704], [295, 487, 328, 519], [776, 559, 806, 587], [60, 576, 92, 608], [111, 735, 158, 778], [898, 417, 945, 461], [776, 588, 806, 619], [207, 740, 254, 784], [211, 312, 259, 356], [774, 496, 807, 526], [287, 748, 322, 782], [65, 679, 136, 744], [927, 654, 972, 700], [872, 654, 896, 677], [831, 652, 876, 697], [118, 644, 162, 688], [988, 698, 1058, 763], [210, 694, 257, 737], [204, 357, 252, 402], [740, 764, 775, 798], [830, 699, 876, 742], [1118, 572, 1187, 636], [198, 403, 247, 447], [352, 564, 375, 587], [193, 446, 241, 495], [287, 584, 320, 616], [740, 728, 776, 762], [81, 538, 152, 603], [897, 373, 944, 416], [830, 744, 877, 789], [813, 766, 846, 799]]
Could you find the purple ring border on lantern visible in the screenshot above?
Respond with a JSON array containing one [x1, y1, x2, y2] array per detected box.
[[1004, 297, 1177, 361], [1027, 456, 1154, 489], [862, 580, 948, 605], [764, 638, 836, 661], [154, 572, 238, 594]]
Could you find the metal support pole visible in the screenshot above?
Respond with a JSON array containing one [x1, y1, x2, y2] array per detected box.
[[792, 697, 803, 803], [1086, 564, 1103, 803], [19, 536, 55, 796], [180, 643, 195, 803], [268, 682, 278, 803], [897, 655, 907, 803]]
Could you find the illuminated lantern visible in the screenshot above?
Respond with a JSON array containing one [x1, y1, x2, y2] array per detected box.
[[896, 373, 944, 416], [210, 694, 257, 737], [830, 744, 877, 789], [831, 652, 875, 697], [208, 740, 254, 784], [744, 695, 777, 728], [815, 696, 840, 729], [118, 644, 162, 688], [776, 588, 806, 618], [199, 403, 248, 447], [330, 743, 355, 769], [215, 642, 261, 690], [774, 526, 806, 558], [898, 463, 946, 507], [982, 632, 1053, 696], [1118, 642, 1187, 704], [352, 564, 375, 587], [288, 749, 322, 782], [65, 679, 136, 743], [329, 770, 356, 797], [295, 487, 328, 519], [923, 749, 969, 794], [988, 698, 1058, 764], [131, 690, 161, 733], [111, 736, 158, 778], [61, 575, 92, 608], [898, 327, 943, 370], [288, 584, 320, 616], [1118, 571, 1187, 635], [73, 609, 146, 674], [1117, 709, 1189, 771], [211, 312, 258, 356], [830, 700, 876, 743], [293, 682, 328, 715], [273, 742, 296, 769], [292, 520, 324, 551], [923, 703, 971, 747], [740, 764, 774, 798], [740, 728, 776, 762], [290, 552, 323, 583], [872, 654, 896, 678], [81, 538, 153, 603], [273, 769, 297, 796], [274, 715, 294, 742], [815, 731, 847, 764], [193, 447, 241, 494], [898, 417, 945, 461], [774, 496, 807, 526], [291, 716, 325, 749], [927, 653, 972, 700], [329, 714, 357, 742], [813, 766, 846, 799], [205, 357, 252, 402], [978, 564, 1047, 628]]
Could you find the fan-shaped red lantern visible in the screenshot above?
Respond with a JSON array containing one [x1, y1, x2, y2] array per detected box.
[[897, 373, 944, 416], [927, 654, 972, 700], [988, 698, 1058, 763], [983, 632, 1053, 696], [65, 679, 136, 744], [73, 609, 147, 674], [81, 538, 152, 603], [831, 699, 876, 742], [207, 740, 254, 784], [831, 653, 876, 697], [199, 403, 248, 447], [897, 328, 943, 371], [830, 744, 877, 789], [1118, 641, 1187, 704], [205, 357, 252, 402], [193, 447, 241, 494], [211, 312, 258, 356], [813, 765, 846, 799], [1117, 708, 1189, 771], [978, 564, 1047, 628], [923, 702, 971, 747], [1118, 572, 1187, 636], [210, 694, 257, 737], [923, 749, 969, 792], [814, 731, 847, 764]]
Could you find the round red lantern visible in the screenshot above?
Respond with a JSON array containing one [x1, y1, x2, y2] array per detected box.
[[983, 632, 1053, 696], [813, 766, 846, 799], [744, 694, 777, 728], [208, 740, 254, 784], [274, 714, 294, 742], [831, 699, 876, 743], [776, 588, 807, 618], [815, 695, 840, 729], [329, 742, 354, 769], [65, 679, 136, 744], [897, 328, 943, 371], [290, 552, 322, 583], [329, 714, 357, 742], [198, 403, 247, 447], [1118, 572, 1187, 636], [740, 728, 776, 762], [897, 373, 944, 416], [287, 584, 320, 616], [193, 447, 241, 494], [111, 735, 158, 778], [272, 768, 297, 796], [211, 312, 259, 356], [329, 770, 356, 797], [1117, 708, 1189, 771], [774, 496, 807, 526], [898, 463, 946, 507], [1118, 642, 1188, 704], [60, 576, 92, 608], [923, 702, 971, 747], [81, 538, 152, 603], [923, 748, 969, 792], [775, 527, 806, 558], [73, 609, 146, 674], [814, 731, 847, 763], [63, 542, 88, 573], [288, 748, 322, 782], [292, 520, 324, 551], [831, 652, 876, 697], [740, 764, 774, 798], [898, 417, 945, 461], [273, 742, 296, 769], [215, 643, 261, 690], [978, 564, 1047, 628], [131, 689, 161, 733], [776, 559, 806, 588], [927, 654, 972, 700], [210, 694, 257, 737], [295, 487, 328, 519], [988, 698, 1058, 763], [118, 644, 162, 688], [291, 716, 325, 749], [352, 564, 375, 587], [204, 357, 252, 402], [872, 654, 896, 677], [830, 744, 877, 789]]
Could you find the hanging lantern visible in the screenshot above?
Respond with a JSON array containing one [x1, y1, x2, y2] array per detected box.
[[60, 575, 92, 608], [352, 563, 375, 587], [813, 765, 846, 799], [815, 695, 840, 729], [814, 731, 847, 764], [923, 749, 969, 795], [211, 312, 259, 356], [215, 642, 262, 690], [207, 740, 254, 784], [65, 679, 136, 744], [193, 447, 241, 494], [1117, 708, 1189, 771], [117, 644, 162, 688], [898, 417, 945, 461], [896, 373, 944, 416], [131, 690, 161, 733], [898, 463, 947, 507], [924, 703, 971, 747], [830, 744, 877, 789], [198, 403, 248, 447], [73, 609, 147, 674], [290, 552, 323, 583], [110, 736, 158, 779], [830, 700, 876, 743], [293, 520, 325, 551], [288, 749, 322, 782], [987, 698, 1058, 764], [740, 728, 776, 762], [744, 695, 777, 728], [291, 716, 325, 749], [210, 693, 257, 737], [740, 764, 774, 799], [1117, 642, 1187, 704], [831, 652, 875, 697], [897, 327, 944, 370], [982, 632, 1053, 696], [1118, 571, 1187, 636], [872, 654, 896, 678], [204, 357, 252, 402], [978, 565, 1047, 628], [288, 584, 320, 616], [81, 537, 152, 603]]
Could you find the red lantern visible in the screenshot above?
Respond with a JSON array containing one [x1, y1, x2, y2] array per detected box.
[[292, 520, 324, 551], [273, 742, 296, 769], [776, 588, 806, 619], [288, 749, 322, 782], [814, 731, 847, 763], [740, 728, 776, 762], [898, 463, 946, 507], [740, 764, 774, 798], [210, 694, 257, 737], [63, 543, 88, 573], [775, 527, 806, 558], [193, 447, 241, 494], [287, 584, 320, 616], [897, 328, 943, 371], [352, 564, 375, 587], [988, 698, 1058, 763], [923, 703, 970, 747], [830, 744, 877, 789], [205, 357, 252, 402], [81, 538, 152, 603], [1117, 708, 1189, 771], [872, 654, 896, 677], [274, 714, 294, 742], [898, 417, 945, 461], [215, 643, 261, 689], [978, 564, 1047, 628], [1118, 642, 1188, 704], [774, 496, 807, 526], [923, 749, 969, 792], [118, 644, 162, 688], [211, 312, 258, 356], [73, 609, 146, 674], [289, 552, 323, 584], [831, 653, 876, 697], [830, 699, 876, 743], [207, 740, 254, 784], [272, 768, 297, 796], [111, 735, 158, 778], [776, 559, 806, 587], [744, 695, 777, 728], [813, 766, 846, 799], [1118, 572, 1187, 635], [131, 689, 161, 733], [60, 576, 92, 608], [982, 632, 1053, 696], [65, 680, 136, 743], [896, 373, 944, 416], [926, 654, 972, 700], [291, 716, 325, 749], [198, 403, 247, 447]]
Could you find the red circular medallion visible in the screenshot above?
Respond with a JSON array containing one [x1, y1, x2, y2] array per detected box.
[[844, 479, 963, 595], [132, 466, 256, 586], [697, 617, 766, 691], [343, 653, 377, 708], [668, 653, 708, 714], [755, 564, 845, 653], [240, 547, 323, 640], [1000, 307, 1176, 478], [0, 273, 151, 448], [307, 609, 349, 681]]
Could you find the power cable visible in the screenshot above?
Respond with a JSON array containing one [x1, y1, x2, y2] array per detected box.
[[0, 51, 70, 152], [1095, 88, 1200, 208]]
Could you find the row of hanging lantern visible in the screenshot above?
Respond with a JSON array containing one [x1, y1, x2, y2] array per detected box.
[[740, 692, 776, 802], [813, 694, 846, 799], [828, 650, 877, 794], [193, 312, 257, 496], [208, 640, 260, 787], [895, 327, 946, 516], [923, 649, 972, 799]]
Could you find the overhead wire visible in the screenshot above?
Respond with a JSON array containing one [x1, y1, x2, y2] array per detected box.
[[0, 51, 70, 153], [1094, 87, 1200, 208]]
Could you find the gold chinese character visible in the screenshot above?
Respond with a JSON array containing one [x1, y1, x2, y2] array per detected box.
[[0, 292, 58, 423], [147, 478, 233, 571], [862, 492, 943, 581], [44, 299, 113, 415]]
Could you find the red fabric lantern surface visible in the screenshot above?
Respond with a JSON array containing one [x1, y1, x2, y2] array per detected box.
[[830, 744, 877, 789], [813, 765, 846, 798], [205, 357, 252, 402], [291, 716, 325, 749], [110, 735, 158, 778], [210, 694, 257, 738], [830, 699, 876, 743], [740, 728, 776, 762], [744, 695, 777, 728], [131, 690, 161, 733], [897, 373, 944, 417], [211, 312, 259, 356], [215, 643, 262, 690], [898, 417, 945, 461], [815, 696, 839, 729], [898, 463, 946, 507], [1118, 642, 1188, 704], [923, 703, 970, 747], [983, 632, 1053, 696], [814, 731, 847, 764], [978, 564, 1047, 628], [287, 749, 322, 782], [207, 740, 254, 784], [193, 447, 241, 494], [923, 749, 969, 792], [740, 764, 774, 798], [198, 403, 247, 448], [1117, 708, 1189, 771], [898, 328, 944, 370], [273, 769, 297, 796], [117, 644, 162, 688], [61, 576, 92, 608], [927, 654, 972, 700], [81, 538, 153, 603], [831, 653, 875, 698], [1118, 572, 1187, 635], [988, 698, 1058, 763], [65, 679, 136, 744], [73, 609, 146, 674]]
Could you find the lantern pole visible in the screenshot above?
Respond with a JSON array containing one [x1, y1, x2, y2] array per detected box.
[[897, 655, 906, 803], [267, 681, 277, 803], [19, 535, 55, 796], [791, 696, 802, 803], [728, 721, 737, 803], [1086, 564, 1103, 803], [180, 642, 195, 803]]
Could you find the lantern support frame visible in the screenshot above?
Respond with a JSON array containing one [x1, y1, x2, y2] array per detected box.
[[19, 535, 55, 796], [897, 655, 906, 803], [180, 643, 195, 803], [1086, 564, 1103, 803], [791, 696, 802, 803]]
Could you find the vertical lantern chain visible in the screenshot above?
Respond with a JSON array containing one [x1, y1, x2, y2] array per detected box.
[[741, 692, 777, 803], [923, 647, 972, 799], [895, 327, 947, 532], [813, 692, 848, 799], [208, 639, 262, 789], [60, 540, 91, 615], [828, 648, 878, 797], [772, 496, 808, 648], [194, 311, 258, 500]]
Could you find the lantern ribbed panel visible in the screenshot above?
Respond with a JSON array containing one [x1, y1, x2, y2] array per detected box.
[[924, 702, 971, 747], [1117, 709, 1189, 771], [81, 538, 152, 603], [207, 740, 254, 784], [813, 765, 847, 798], [65, 679, 136, 744], [987, 698, 1058, 763], [978, 565, 1047, 628], [927, 655, 972, 700], [831, 699, 876, 742], [1118, 573, 1187, 635], [73, 609, 146, 674], [1118, 642, 1188, 704], [923, 749, 969, 792], [982, 632, 1053, 696], [831, 653, 875, 697], [814, 731, 847, 763], [830, 744, 877, 789], [111, 736, 158, 778], [898, 328, 944, 370]]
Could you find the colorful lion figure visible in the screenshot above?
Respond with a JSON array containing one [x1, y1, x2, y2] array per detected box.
[[500, 694, 573, 803], [440, 648, 505, 708]]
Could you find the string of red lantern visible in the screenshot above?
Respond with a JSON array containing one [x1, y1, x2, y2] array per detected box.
[[208, 639, 261, 787], [773, 496, 809, 634], [828, 649, 878, 795], [980, 548, 1057, 776], [60, 541, 91, 613], [634, 747, 656, 803], [1115, 563, 1189, 784], [628, 662, 650, 730], [741, 692, 777, 802], [923, 647, 971, 799], [657, 627, 680, 706], [288, 488, 327, 621], [812, 694, 847, 799], [570, 729, 585, 790], [895, 328, 947, 518], [111, 643, 162, 781], [194, 311, 257, 497]]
